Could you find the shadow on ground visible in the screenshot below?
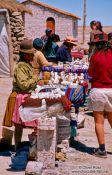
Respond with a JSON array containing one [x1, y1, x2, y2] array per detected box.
[[69, 137, 94, 155], [6, 168, 24, 172], [0, 151, 12, 156]]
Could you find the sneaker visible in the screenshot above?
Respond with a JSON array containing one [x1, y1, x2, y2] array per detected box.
[[92, 148, 107, 158]]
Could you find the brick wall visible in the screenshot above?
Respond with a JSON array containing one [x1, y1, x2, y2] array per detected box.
[[24, 2, 78, 41]]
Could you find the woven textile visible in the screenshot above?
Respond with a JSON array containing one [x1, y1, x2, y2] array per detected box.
[[65, 85, 85, 107]]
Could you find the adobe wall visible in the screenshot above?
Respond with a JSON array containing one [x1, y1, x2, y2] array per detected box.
[[24, 2, 78, 41]]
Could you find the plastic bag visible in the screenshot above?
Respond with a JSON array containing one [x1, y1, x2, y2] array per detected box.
[[10, 146, 29, 170]]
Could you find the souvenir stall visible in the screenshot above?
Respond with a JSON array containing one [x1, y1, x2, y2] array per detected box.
[[11, 83, 72, 170], [10, 59, 90, 172], [41, 59, 89, 137]]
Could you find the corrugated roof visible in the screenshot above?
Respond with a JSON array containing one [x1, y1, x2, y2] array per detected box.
[[22, 0, 81, 19], [0, 0, 32, 14]]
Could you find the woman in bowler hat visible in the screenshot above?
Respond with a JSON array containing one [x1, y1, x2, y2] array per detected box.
[[1, 39, 39, 150]]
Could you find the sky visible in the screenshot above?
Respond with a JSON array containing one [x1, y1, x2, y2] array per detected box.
[[19, 0, 112, 26]]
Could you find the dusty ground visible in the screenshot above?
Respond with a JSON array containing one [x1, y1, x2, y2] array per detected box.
[[0, 78, 112, 175]]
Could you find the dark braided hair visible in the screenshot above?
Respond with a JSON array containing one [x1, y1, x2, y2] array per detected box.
[[96, 21, 103, 32], [94, 41, 112, 53], [18, 52, 26, 62]]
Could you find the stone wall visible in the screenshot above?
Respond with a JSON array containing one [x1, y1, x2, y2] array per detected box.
[[24, 2, 78, 41], [9, 12, 25, 61]]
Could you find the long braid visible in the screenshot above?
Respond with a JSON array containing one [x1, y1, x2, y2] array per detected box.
[[95, 42, 112, 53]]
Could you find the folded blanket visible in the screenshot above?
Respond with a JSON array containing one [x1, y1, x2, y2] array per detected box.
[[22, 95, 71, 112]]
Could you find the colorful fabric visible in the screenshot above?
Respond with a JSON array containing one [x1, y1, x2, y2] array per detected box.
[[65, 87, 72, 100], [42, 66, 88, 75], [22, 95, 71, 112], [71, 51, 83, 59], [60, 96, 72, 112], [80, 82, 88, 93], [12, 94, 38, 128], [91, 32, 108, 43], [65, 85, 85, 107]]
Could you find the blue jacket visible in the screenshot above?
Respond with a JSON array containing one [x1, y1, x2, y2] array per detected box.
[[56, 44, 72, 63]]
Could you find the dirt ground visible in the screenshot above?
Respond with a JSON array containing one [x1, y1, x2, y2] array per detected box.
[[0, 78, 112, 175]]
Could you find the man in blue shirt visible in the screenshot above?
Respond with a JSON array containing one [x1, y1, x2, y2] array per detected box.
[[56, 36, 77, 63]]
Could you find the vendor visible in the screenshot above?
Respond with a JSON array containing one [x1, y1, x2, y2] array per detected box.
[[1, 39, 39, 150], [44, 34, 59, 63], [32, 38, 53, 75], [56, 36, 77, 63]]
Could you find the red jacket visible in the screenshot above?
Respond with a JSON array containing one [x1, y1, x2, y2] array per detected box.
[[88, 49, 112, 88]]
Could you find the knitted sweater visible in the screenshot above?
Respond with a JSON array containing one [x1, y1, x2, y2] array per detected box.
[[13, 62, 38, 93]]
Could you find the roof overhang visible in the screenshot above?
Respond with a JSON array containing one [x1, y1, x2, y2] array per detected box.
[[22, 0, 81, 20]]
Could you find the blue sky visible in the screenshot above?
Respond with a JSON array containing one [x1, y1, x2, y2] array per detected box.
[[19, 0, 112, 26]]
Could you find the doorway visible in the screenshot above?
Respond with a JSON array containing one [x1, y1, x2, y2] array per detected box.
[[46, 17, 55, 34]]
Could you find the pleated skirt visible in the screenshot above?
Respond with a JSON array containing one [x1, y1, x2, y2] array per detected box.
[[2, 92, 17, 127]]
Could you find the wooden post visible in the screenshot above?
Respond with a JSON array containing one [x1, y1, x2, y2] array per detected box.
[[82, 0, 86, 44]]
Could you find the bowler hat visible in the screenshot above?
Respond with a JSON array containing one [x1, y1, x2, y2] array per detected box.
[[33, 38, 43, 49], [20, 39, 35, 54], [88, 32, 108, 45], [64, 36, 77, 46]]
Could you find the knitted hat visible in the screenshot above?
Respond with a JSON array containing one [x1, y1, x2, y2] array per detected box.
[[20, 39, 35, 54], [33, 38, 43, 49]]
